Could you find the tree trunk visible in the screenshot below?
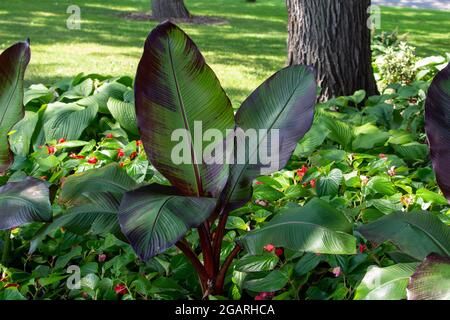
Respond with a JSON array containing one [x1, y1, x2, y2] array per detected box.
[[287, 0, 378, 101], [152, 0, 191, 19]]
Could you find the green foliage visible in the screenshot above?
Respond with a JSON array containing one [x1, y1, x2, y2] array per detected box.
[[0, 21, 449, 301]]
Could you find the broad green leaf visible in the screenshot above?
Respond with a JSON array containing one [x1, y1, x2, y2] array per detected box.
[[134, 22, 234, 197], [366, 197, 403, 214], [0, 288, 26, 300], [24, 83, 54, 105], [243, 269, 289, 292], [78, 81, 128, 114], [321, 116, 354, 149], [8, 111, 38, 156], [294, 123, 329, 157], [317, 168, 343, 197], [0, 41, 30, 172], [118, 184, 217, 260], [226, 216, 248, 231], [352, 124, 390, 150], [55, 246, 83, 269], [59, 163, 137, 204], [236, 254, 279, 273], [364, 103, 394, 129], [253, 184, 284, 201], [107, 97, 138, 135], [366, 176, 396, 196], [354, 263, 418, 300], [416, 188, 448, 205], [407, 253, 450, 300], [349, 90, 366, 105], [392, 142, 428, 162], [0, 177, 51, 230], [358, 211, 450, 260], [60, 78, 93, 100], [294, 253, 324, 276], [42, 102, 98, 141], [239, 198, 356, 255], [221, 64, 317, 211]]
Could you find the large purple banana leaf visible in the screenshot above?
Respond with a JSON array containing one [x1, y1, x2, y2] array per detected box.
[[219, 65, 317, 212], [118, 184, 216, 260], [425, 63, 450, 202], [0, 177, 51, 230], [134, 22, 235, 198]]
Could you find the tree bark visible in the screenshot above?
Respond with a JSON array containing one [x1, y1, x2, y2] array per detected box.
[[287, 0, 378, 101], [152, 0, 191, 19]]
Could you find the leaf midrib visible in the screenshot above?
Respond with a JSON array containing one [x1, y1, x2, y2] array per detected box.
[[167, 37, 203, 196], [148, 196, 175, 247]]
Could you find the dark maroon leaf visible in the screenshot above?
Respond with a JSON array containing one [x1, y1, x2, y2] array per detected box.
[[425, 63, 450, 202]]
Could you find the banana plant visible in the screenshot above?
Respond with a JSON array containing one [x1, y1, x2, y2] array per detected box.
[[119, 21, 356, 296]]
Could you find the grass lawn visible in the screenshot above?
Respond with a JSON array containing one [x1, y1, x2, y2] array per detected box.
[[0, 0, 449, 106]]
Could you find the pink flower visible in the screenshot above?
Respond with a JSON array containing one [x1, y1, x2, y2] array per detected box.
[[255, 292, 274, 300], [87, 157, 98, 164], [98, 254, 107, 262], [388, 166, 396, 177], [332, 266, 342, 277], [296, 165, 308, 180], [69, 153, 85, 159], [259, 292, 274, 299], [105, 133, 113, 139], [379, 153, 387, 159], [255, 181, 264, 185], [114, 284, 128, 295], [58, 138, 66, 144], [263, 244, 275, 252], [255, 199, 268, 207], [401, 195, 413, 206], [310, 179, 316, 188], [130, 151, 137, 160], [359, 244, 367, 253], [117, 148, 125, 158], [46, 145, 56, 154], [360, 175, 369, 186], [275, 248, 284, 257]]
